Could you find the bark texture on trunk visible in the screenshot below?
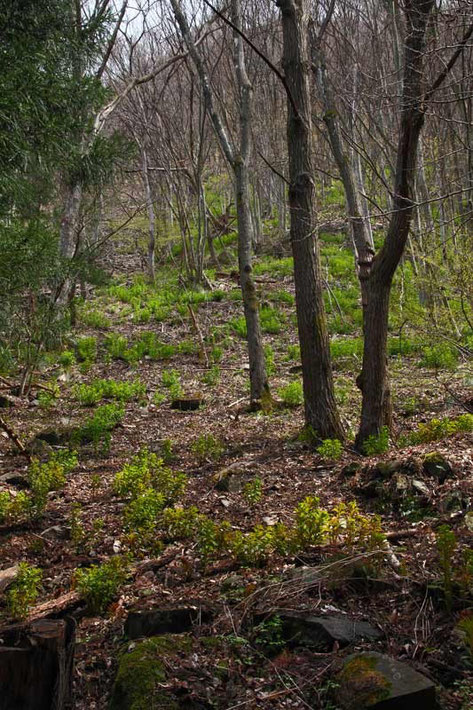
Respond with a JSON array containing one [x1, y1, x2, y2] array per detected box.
[[355, 0, 435, 449], [170, 0, 271, 408], [278, 0, 344, 439]]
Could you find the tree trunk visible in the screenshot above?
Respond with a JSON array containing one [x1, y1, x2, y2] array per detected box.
[[278, 0, 344, 439], [235, 161, 271, 407], [355, 0, 435, 450], [141, 148, 156, 283], [0, 618, 75, 710], [59, 182, 82, 260]]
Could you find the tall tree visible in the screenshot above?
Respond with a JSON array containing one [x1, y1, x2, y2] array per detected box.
[[170, 0, 272, 409], [277, 0, 344, 439]]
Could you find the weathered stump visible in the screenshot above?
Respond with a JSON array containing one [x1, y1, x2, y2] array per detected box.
[[0, 617, 75, 710]]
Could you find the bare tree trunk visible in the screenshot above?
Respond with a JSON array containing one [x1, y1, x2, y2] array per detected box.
[[278, 0, 344, 439], [355, 0, 435, 450], [170, 0, 271, 408], [142, 147, 156, 283], [59, 182, 82, 260]]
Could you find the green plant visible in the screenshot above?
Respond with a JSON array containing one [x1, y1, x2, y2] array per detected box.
[[114, 448, 186, 503], [285, 344, 300, 362], [191, 433, 224, 463], [104, 332, 129, 360], [202, 365, 220, 386], [28, 450, 78, 514], [316, 439, 343, 461], [0, 490, 31, 523], [6, 562, 42, 619], [260, 307, 283, 334], [76, 403, 124, 452], [81, 308, 111, 329], [243, 477, 263, 504], [161, 506, 200, 540], [409, 413, 473, 445], [294, 496, 329, 547], [73, 378, 145, 406], [264, 345, 276, 376], [124, 488, 166, 534], [37, 383, 59, 409], [76, 336, 97, 363], [229, 525, 274, 566], [58, 350, 76, 368], [278, 380, 303, 407], [75, 556, 129, 615], [253, 615, 285, 653], [161, 369, 182, 398], [362, 426, 390, 456], [420, 343, 458, 370]]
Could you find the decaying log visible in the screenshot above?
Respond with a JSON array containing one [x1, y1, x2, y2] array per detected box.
[[0, 617, 75, 710]]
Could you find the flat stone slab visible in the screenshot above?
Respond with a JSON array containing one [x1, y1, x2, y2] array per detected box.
[[125, 605, 213, 639], [276, 612, 382, 650], [337, 652, 437, 709]]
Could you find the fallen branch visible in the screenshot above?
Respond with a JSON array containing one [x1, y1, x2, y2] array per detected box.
[[0, 415, 31, 461]]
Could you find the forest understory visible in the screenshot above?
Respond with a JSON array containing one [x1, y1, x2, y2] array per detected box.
[[1, 224, 473, 710]]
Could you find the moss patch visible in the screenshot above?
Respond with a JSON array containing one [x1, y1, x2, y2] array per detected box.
[[109, 635, 191, 710], [337, 655, 391, 709]]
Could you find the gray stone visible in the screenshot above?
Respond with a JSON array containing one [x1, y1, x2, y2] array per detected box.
[[0, 472, 29, 488], [213, 463, 253, 492], [125, 605, 213, 639], [337, 652, 437, 709], [422, 453, 452, 483], [276, 612, 382, 650]]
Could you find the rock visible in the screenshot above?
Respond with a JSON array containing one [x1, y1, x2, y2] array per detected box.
[[0, 564, 19, 593], [170, 397, 203, 411], [110, 635, 191, 710], [341, 462, 361, 477], [422, 453, 452, 483], [0, 395, 15, 408], [125, 605, 213, 639], [213, 462, 253, 493], [0, 471, 29, 488], [262, 612, 382, 650], [412, 479, 430, 497], [221, 575, 245, 592], [33, 427, 71, 446], [337, 652, 436, 709]]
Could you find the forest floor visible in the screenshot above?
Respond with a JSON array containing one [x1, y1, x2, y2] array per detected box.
[[0, 226, 472, 709]]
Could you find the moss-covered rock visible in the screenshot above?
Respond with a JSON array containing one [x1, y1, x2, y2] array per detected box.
[[422, 452, 452, 483], [336, 652, 436, 709], [109, 635, 191, 710]]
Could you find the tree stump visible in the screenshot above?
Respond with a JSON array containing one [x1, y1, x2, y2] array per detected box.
[[0, 617, 75, 710]]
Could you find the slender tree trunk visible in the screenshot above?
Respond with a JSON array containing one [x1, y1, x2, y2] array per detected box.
[[142, 147, 156, 283], [59, 182, 82, 260], [355, 0, 435, 450], [169, 0, 271, 408], [278, 0, 344, 439]]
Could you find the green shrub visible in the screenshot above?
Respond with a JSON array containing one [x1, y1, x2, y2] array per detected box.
[[0, 490, 31, 523], [81, 309, 111, 329], [260, 307, 283, 334], [229, 316, 247, 338], [161, 506, 200, 540], [285, 344, 300, 362], [75, 556, 129, 615], [161, 369, 182, 398], [76, 336, 97, 363], [191, 434, 225, 463], [362, 426, 390, 456], [264, 345, 276, 376], [104, 332, 129, 360], [124, 488, 166, 533], [73, 378, 145, 406], [29, 450, 78, 514], [420, 343, 458, 370], [316, 439, 343, 461], [409, 413, 473, 445], [6, 562, 42, 619], [114, 448, 186, 504], [278, 380, 303, 407], [75, 403, 124, 452], [202, 365, 220, 386], [58, 350, 76, 368], [243, 477, 263, 504], [294, 496, 329, 547]]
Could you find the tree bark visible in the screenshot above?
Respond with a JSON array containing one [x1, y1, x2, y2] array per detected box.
[[278, 0, 344, 439], [355, 0, 435, 450], [170, 0, 271, 408]]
